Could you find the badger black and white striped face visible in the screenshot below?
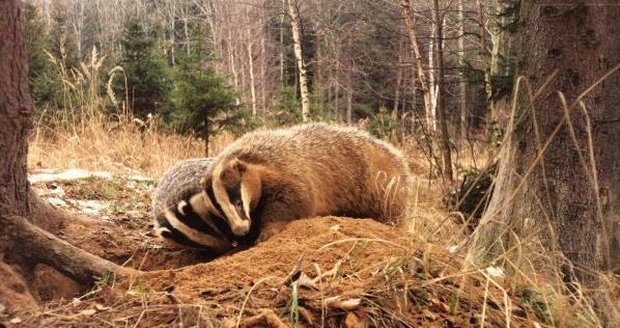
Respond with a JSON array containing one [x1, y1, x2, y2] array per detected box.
[[154, 191, 237, 252], [211, 158, 262, 237]]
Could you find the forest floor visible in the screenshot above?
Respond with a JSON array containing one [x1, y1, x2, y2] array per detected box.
[[0, 167, 604, 328], [0, 123, 614, 327]]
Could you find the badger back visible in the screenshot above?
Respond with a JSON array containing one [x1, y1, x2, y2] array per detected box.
[[209, 123, 412, 230]]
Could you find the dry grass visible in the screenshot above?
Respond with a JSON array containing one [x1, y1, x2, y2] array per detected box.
[[23, 109, 618, 327], [28, 46, 235, 179], [28, 115, 234, 178], [18, 43, 617, 327]]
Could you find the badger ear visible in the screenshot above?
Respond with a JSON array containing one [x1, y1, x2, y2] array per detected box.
[[232, 158, 246, 174]]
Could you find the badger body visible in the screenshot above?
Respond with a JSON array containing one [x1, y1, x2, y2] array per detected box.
[[207, 123, 412, 239], [152, 158, 242, 253]]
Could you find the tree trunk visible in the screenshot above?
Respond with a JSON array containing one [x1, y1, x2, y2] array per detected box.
[[168, 0, 176, 66], [279, 0, 285, 86], [457, 0, 468, 143], [204, 119, 210, 157], [432, 0, 453, 182], [475, 0, 619, 322], [0, 0, 140, 303], [428, 13, 437, 131], [285, 0, 310, 122], [0, 0, 33, 220], [400, 0, 432, 130], [260, 8, 267, 115], [477, 0, 492, 108], [183, 16, 190, 56], [228, 29, 239, 89], [346, 87, 353, 126], [393, 38, 404, 116], [247, 24, 257, 116]]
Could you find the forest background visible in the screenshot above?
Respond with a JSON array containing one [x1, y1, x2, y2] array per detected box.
[[23, 0, 513, 171], [6, 0, 618, 326]]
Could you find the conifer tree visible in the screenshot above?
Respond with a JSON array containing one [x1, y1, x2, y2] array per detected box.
[[118, 18, 172, 118], [170, 25, 249, 155], [23, 1, 62, 110]]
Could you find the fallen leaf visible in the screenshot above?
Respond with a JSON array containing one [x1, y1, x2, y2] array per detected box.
[[296, 272, 318, 290], [325, 297, 361, 310], [95, 303, 109, 311]]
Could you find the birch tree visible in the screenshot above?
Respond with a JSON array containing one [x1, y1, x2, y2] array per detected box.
[[285, 0, 310, 122]]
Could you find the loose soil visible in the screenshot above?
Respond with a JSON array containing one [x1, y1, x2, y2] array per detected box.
[[1, 177, 554, 327]]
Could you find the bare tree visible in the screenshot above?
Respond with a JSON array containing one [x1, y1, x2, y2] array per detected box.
[[457, 0, 468, 142], [400, 0, 432, 129], [432, 0, 453, 181], [285, 0, 310, 122]]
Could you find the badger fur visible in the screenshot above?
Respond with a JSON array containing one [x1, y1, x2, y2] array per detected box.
[[152, 158, 241, 253], [205, 123, 412, 240]]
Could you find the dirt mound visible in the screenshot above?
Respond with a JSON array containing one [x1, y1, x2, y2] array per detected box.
[[20, 217, 541, 328], [0, 263, 38, 314], [6, 176, 559, 327]]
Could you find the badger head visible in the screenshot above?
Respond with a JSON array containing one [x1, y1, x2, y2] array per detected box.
[[153, 191, 234, 252], [210, 158, 262, 236]]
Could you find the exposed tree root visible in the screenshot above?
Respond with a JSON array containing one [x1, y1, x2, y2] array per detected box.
[[0, 213, 141, 285]]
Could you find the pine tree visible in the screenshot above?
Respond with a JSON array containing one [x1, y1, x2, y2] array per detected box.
[[118, 18, 172, 118], [170, 25, 251, 155], [23, 1, 62, 110]]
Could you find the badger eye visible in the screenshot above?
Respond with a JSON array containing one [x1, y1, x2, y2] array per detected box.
[[234, 199, 242, 207]]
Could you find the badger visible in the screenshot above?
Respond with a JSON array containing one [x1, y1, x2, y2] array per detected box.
[[205, 123, 412, 241], [152, 158, 249, 253]]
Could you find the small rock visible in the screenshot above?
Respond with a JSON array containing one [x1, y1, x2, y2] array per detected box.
[[484, 266, 505, 278]]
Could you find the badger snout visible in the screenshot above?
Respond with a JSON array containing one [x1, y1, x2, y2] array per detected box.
[[231, 218, 251, 236]]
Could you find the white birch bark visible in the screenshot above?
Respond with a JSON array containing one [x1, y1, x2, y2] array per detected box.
[[285, 0, 310, 122]]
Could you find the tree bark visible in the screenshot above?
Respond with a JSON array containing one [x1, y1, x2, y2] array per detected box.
[[475, 0, 619, 322], [0, 0, 140, 299], [0, 0, 32, 219], [168, 0, 176, 66], [286, 0, 310, 122], [400, 0, 432, 130], [393, 38, 404, 116], [2, 214, 138, 284], [432, 0, 453, 182], [428, 12, 437, 131], [279, 0, 285, 86], [246, 19, 257, 116], [477, 0, 492, 108], [204, 119, 210, 157], [457, 0, 468, 143]]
